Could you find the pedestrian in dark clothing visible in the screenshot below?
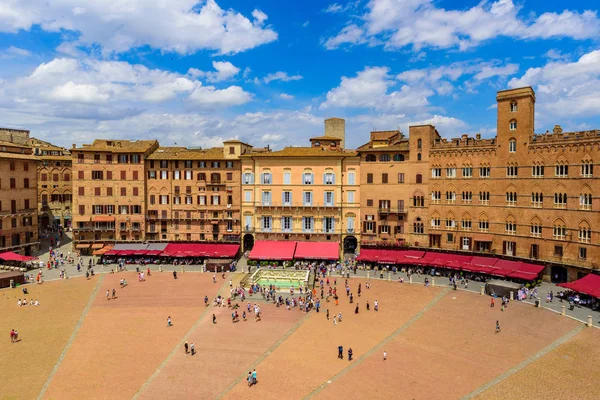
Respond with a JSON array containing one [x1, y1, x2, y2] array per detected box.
[[173, 271, 177, 279], [348, 348, 353, 361], [326, 309, 330, 320], [184, 341, 189, 354], [355, 303, 359, 314], [213, 314, 217, 324], [495, 320, 501, 333], [338, 345, 343, 359]]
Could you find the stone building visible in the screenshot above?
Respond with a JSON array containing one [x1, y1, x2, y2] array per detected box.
[[427, 87, 600, 282], [144, 141, 246, 243], [71, 140, 159, 252], [240, 127, 361, 256], [357, 126, 436, 249], [29, 138, 72, 229], [0, 129, 39, 255]]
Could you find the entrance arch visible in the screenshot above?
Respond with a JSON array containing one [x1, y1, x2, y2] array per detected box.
[[343, 236, 357, 254], [243, 234, 255, 252], [550, 264, 568, 283]]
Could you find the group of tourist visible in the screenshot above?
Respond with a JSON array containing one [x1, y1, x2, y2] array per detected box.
[[16, 298, 40, 307]]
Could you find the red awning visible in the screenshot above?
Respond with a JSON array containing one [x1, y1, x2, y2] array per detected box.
[[356, 249, 396, 264], [161, 243, 239, 258], [145, 250, 163, 256], [469, 256, 498, 267], [517, 262, 545, 275], [506, 271, 539, 281], [92, 215, 115, 222], [104, 250, 121, 256], [117, 250, 136, 256], [461, 264, 498, 274], [557, 274, 600, 299], [0, 251, 36, 262], [294, 241, 339, 260], [249, 241, 297, 261]]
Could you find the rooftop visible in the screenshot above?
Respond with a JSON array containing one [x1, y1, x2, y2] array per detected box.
[[309, 136, 342, 141], [0, 140, 31, 149], [76, 140, 158, 153], [242, 146, 357, 158], [146, 146, 228, 160]]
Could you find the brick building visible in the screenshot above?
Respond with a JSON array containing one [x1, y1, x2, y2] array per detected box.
[[29, 138, 72, 229], [240, 120, 361, 256], [144, 141, 245, 243], [0, 129, 39, 255], [71, 140, 158, 252]]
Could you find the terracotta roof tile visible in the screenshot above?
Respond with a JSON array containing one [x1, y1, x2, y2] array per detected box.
[[370, 130, 400, 141], [242, 147, 357, 158], [147, 146, 227, 160], [0, 152, 38, 161], [310, 136, 342, 141], [0, 140, 31, 149], [76, 139, 158, 153]]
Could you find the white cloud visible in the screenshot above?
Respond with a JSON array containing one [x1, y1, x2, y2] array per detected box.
[[259, 71, 303, 84], [302, 21, 310, 28], [0, 0, 277, 55], [188, 61, 240, 82], [508, 50, 600, 119], [279, 93, 294, 100], [349, 112, 467, 140], [325, 0, 600, 51], [473, 64, 519, 81], [321, 66, 432, 111], [188, 85, 251, 107], [260, 133, 283, 142], [0, 46, 32, 58], [50, 81, 110, 103], [324, 4, 344, 13]]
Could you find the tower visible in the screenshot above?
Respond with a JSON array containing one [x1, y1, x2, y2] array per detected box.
[[324, 118, 345, 148], [496, 87, 535, 155]]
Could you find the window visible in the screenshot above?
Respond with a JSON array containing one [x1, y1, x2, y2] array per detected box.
[[581, 161, 593, 177], [509, 139, 516, 153], [173, 196, 181, 205], [197, 195, 205, 205], [64, 174, 70, 181], [283, 191, 292, 206], [262, 216, 272, 232], [23, 178, 29, 188], [393, 154, 404, 161], [23, 162, 28, 171], [347, 171, 355, 185], [365, 154, 376, 162], [79, 205, 85, 215], [578, 227, 591, 243], [367, 199, 374, 207], [324, 172, 335, 185], [579, 193, 592, 210], [160, 195, 169, 205], [506, 165, 518, 177], [226, 161, 234, 169], [380, 225, 390, 234], [133, 187, 139, 196], [413, 195, 424, 207], [173, 170, 181, 180], [78, 187, 84, 196], [431, 168, 442, 178], [185, 170, 193, 180], [553, 224, 567, 240], [198, 161, 206, 168], [303, 172, 314, 185], [531, 223, 542, 237], [120, 187, 126, 196], [9, 178, 15, 189], [445, 191, 456, 204], [510, 102, 517, 112], [347, 191, 355, 204], [261, 172, 272, 184], [416, 174, 422, 184], [462, 191, 472, 204], [446, 167, 456, 178], [229, 146, 235, 154], [324, 217, 335, 233], [379, 154, 390, 162], [119, 205, 128, 214], [532, 164, 544, 177], [509, 120, 517, 130], [92, 171, 103, 180], [365, 220, 375, 232], [325, 191, 334, 206], [579, 247, 587, 260], [381, 173, 388, 184], [397, 200, 404, 212], [283, 171, 291, 184], [118, 155, 128, 164], [282, 216, 292, 232], [479, 166, 490, 178], [95, 187, 101, 196], [417, 153, 422, 161], [462, 167, 472, 178], [244, 191, 251, 202], [417, 139, 422, 149], [554, 245, 563, 257], [461, 219, 472, 231], [531, 192, 543, 207], [555, 163, 569, 177], [9, 161, 15, 171], [505, 221, 516, 235], [445, 219, 455, 229], [398, 173, 405, 183], [431, 191, 441, 203], [379, 200, 390, 210], [479, 190, 489, 205], [366, 173, 373, 184], [554, 192, 568, 208], [211, 195, 220, 205], [211, 162, 220, 168], [506, 191, 517, 206], [347, 216, 355, 233], [413, 218, 424, 234], [431, 217, 440, 229], [303, 217, 314, 232], [160, 170, 168, 179], [41, 173, 47, 181], [243, 172, 254, 184], [303, 191, 312, 206], [261, 191, 271, 206], [478, 220, 489, 232]]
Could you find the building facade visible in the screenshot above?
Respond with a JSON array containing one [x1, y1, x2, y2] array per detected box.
[[144, 141, 246, 243], [240, 123, 361, 256], [29, 138, 72, 229], [0, 129, 39, 255], [427, 87, 600, 281], [71, 140, 159, 252]]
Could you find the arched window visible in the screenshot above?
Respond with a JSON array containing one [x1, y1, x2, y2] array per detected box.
[[413, 217, 424, 234], [553, 220, 567, 239], [579, 222, 592, 243], [509, 139, 516, 153], [417, 138, 422, 149], [510, 102, 518, 112], [379, 154, 390, 162], [510, 120, 517, 131], [365, 154, 376, 162], [417, 153, 422, 161], [393, 154, 404, 162]]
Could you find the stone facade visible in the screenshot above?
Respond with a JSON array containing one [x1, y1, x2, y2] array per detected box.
[[29, 138, 72, 228], [144, 141, 245, 243], [0, 135, 39, 254]]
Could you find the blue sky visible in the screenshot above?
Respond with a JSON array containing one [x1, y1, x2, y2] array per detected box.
[[0, 0, 599, 149]]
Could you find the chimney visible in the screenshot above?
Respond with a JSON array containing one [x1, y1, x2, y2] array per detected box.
[[475, 134, 481, 140], [324, 118, 345, 148]]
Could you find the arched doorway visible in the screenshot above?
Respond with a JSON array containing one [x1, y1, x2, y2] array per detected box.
[[41, 214, 50, 228], [550, 265, 568, 283], [243, 234, 255, 252], [343, 236, 357, 254]]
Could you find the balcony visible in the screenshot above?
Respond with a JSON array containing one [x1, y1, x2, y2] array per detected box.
[[208, 180, 224, 185], [378, 207, 407, 214]]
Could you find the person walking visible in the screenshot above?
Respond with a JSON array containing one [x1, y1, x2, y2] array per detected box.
[[184, 341, 189, 355], [167, 316, 172, 327], [338, 345, 344, 359], [366, 301, 370, 311], [112, 288, 116, 299], [355, 303, 359, 314], [247, 371, 252, 387], [490, 298, 495, 308], [10, 329, 15, 343], [190, 342, 195, 356], [106, 290, 110, 301], [374, 300, 379, 311], [383, 351, 387, 361], [212, 314, 217, 324], [252, 369, 257, 385], [495, 320, 501, 333], [173, 271, 177, 279], [348, 348, 353, 361], [326, 309, 330, 320]]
